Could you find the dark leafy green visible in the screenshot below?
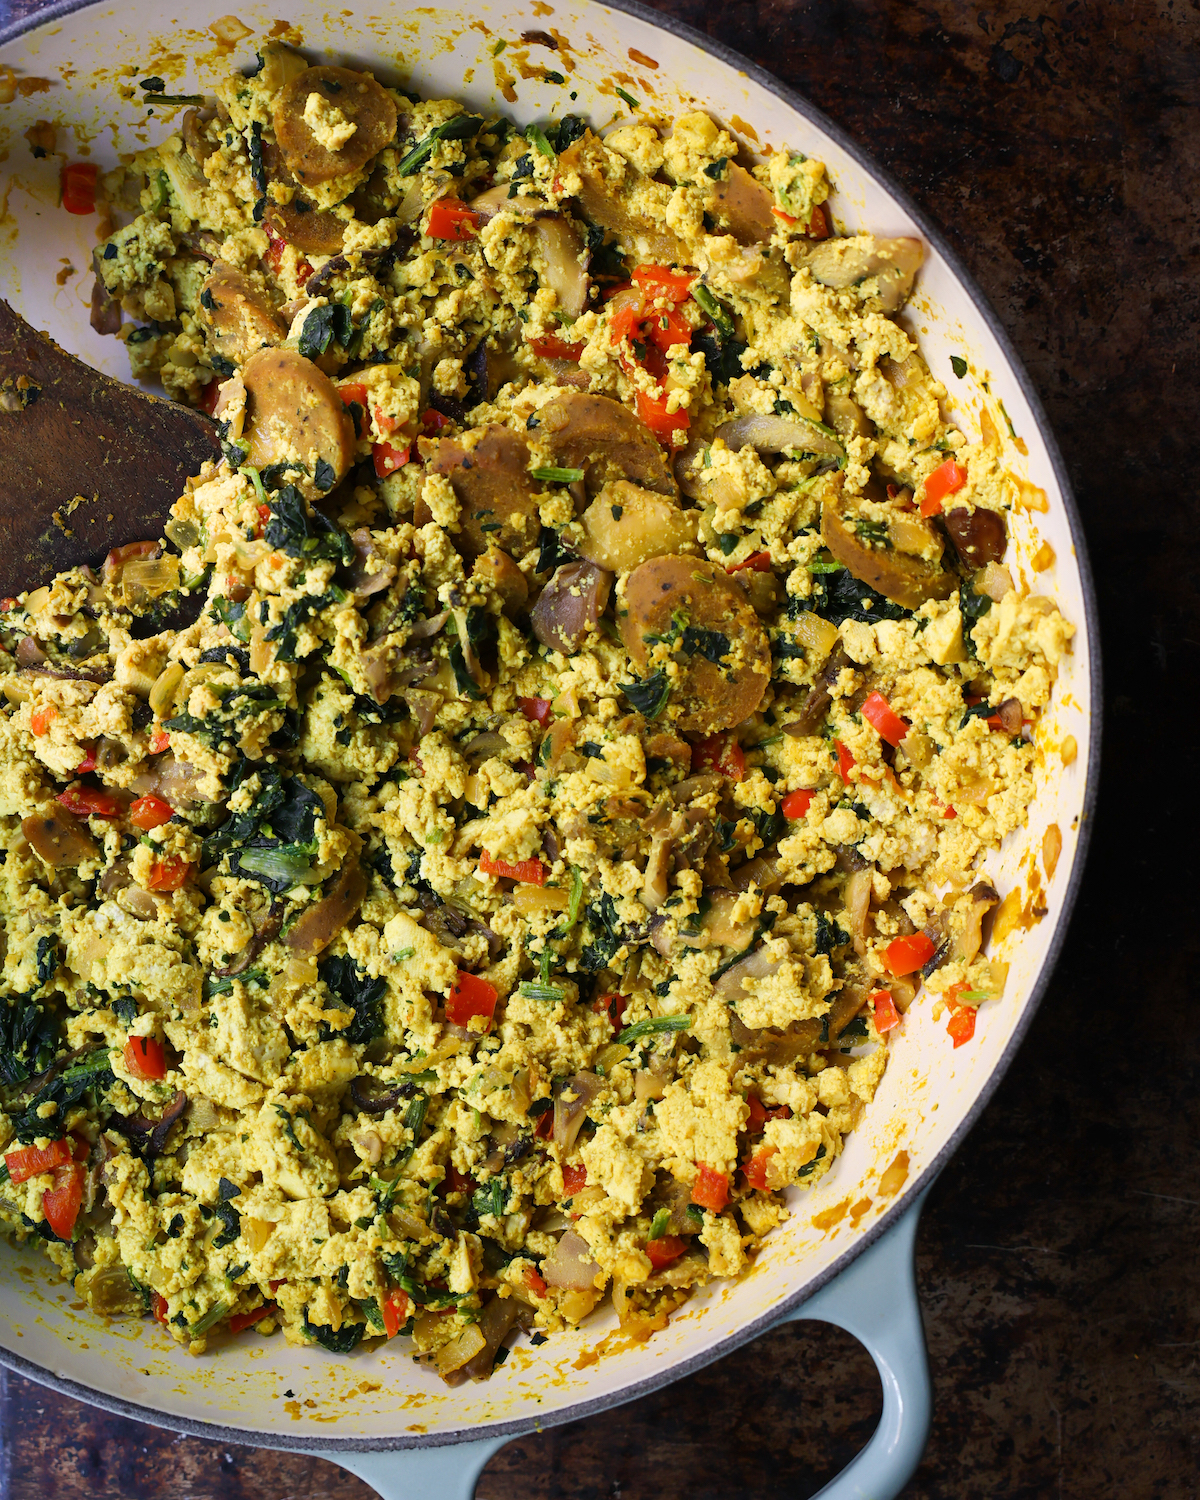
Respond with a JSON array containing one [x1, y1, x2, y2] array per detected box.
[[319, 955, 385, 1046], [264, 485, 354, 566]]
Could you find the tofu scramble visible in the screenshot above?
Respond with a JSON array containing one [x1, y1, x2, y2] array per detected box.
[[0, 39, 1074, 1380]]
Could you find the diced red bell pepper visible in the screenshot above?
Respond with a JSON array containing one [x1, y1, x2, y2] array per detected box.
[[593, 992, 628, 1033], [124, 1036, 166, 1082], [61, 161, 98, 215], [200, 379, 222, 416], [339, 381, 369, 410], [75, 746, 98, 774], [947, 1003, 977, 1048], [30, 705, 58, 737], [883, 932, 937, 977], [41, 1162, 84, 1240], [871, 989, 902, 1033], [443, 1164, 475, 1195], [645, 305, 692, 354], [631, 264, 695, 300], [742, 1145, 777, 1192], [380, 1288, 410, 1339], [691, 1164, 729, 1213], [744, 1096, 789, 1133], [835, 740, 855, 781], [771, 205, 799, 225], [634, 388, 689, 442], [692, 733, 745, 782], [919, 459, 968, 517], [806, 203, 830, 239], [861, 691, 910, 748], [727, 550, 773, 574], [426, 198, 482, 240], [782, 788, 814, 820], [421, 407, 451, 434], [130, 794, 173, 830], [524, 1264, 548, 1296], [229, 1302, 276, 1334], [57, 786, 124, 819], [478, 852, 547, 885], [645, 1235, 686, 1270], [152, 1292, 170, 1326], [562, 1163, 588, 1197], [5, 1139, 72, 1184], [445, 970, 499, 1029], [518, 696, 553, 727], [530, 333, 584, 361], [145, 857, 193, 892], [373, 440, 411, 478], [534, 1108, 554, 1140], [148, 728, 170, 754]]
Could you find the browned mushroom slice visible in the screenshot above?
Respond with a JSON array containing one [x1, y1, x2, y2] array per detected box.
[[800, 235, 924, 314], [199, 262, 287, 367], [426, 425, 541, 562], [559, 130, 691, 264], [272, 66, 398, 187], [240, 348, 355, 501], [619, 556, 771, 734], [539, 392, 677, 497], [472, 548, 528, 616], [530, 561, 613, 655], [575, 481, 698, 573], [943, 506, 1008, 567], [264, 198, 346, 256], [821, 504, 956, 611], [708, 163, 776, 245], [283, 857, 367, 955], [535, 217, 589, 319], [22, 806, 97, 867]]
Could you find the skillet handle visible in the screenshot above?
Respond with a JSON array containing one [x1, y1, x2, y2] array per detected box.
[[311, 1435, 508, 1500], [772, 1185, 933, 1500], [311, 1187, 931, 1500]]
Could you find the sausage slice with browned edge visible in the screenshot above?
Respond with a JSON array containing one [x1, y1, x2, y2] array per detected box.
[[426, 425, 541, 562], [539, 392, 678, 497], [240, 348, 355, 500], [619, 555, 771, 735], [272, 66, 398, 186], [199, 262, 287, 368]]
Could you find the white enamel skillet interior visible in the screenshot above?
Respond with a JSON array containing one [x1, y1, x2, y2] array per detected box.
[[0, 0, 1099, 1470]]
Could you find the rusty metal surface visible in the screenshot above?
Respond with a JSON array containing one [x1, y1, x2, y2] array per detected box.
[[0, 0, 1197, 1495]]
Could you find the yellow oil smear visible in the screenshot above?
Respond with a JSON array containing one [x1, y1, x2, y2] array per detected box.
[[811, 1198, 849, 1231], [729, 115, 759, 143], [878, 1150, 909, 1199], [284, 1399, 301, 1419], [628, 47, 659, 70], [1059, 734, 1078, 767], [1012, 476, 1049, 512], [1031, 540, 1055, 571]]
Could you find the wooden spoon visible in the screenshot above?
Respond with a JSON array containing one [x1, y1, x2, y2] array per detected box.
[[0, 297, 220, 599]]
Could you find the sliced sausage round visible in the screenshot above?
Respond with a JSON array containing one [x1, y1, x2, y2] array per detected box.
[[821, 503, 956, 610], [426, 425, 541, 562], [264, 198, 346, 256], [272, 66, 398, 187], [240, 348, 355, 500], [539, 392, 677, 497], [200, 261, 286, 367], [619, 555, 771, 734]]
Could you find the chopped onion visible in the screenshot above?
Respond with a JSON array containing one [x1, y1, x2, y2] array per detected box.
[[713, 944, 783, 999], [541, 1230, 601, 1290]]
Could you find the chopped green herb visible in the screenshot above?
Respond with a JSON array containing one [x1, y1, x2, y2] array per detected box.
[[530, 465, 585, 484], [950, 355, 968, 378], [617, 1016, 691, 1045], [614, 87, 639, 109]]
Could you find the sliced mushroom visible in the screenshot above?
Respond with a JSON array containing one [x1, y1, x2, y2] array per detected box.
[[239, 348, 355, 501], [575, 481, 698, 574], [619, 555, 771, 734], [426, 425, 541, 562], [539, 392, 677, 497], [22, 807, 97, 867], [272, 66, 398, 186], [348, 528, 397, 602], [716, 412, 844, 463], [953, 881, 999, 965], [821, 504, 956, 610], [707, 162, 776, 245], [944, 506, 1007, 567], [799, 235, 924, 313], [283, 857, 367, 955], [824, 392, 873, 442], [471, 548, 528, 616], [199, 262, 287, 367], [535, 217, 589, 319], [89, 249, 121, 336], [782, 643, 852, 737], [530, 561, 613, 655]]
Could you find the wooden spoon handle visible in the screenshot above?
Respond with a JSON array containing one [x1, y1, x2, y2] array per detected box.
[[0, 298, 220, 597]]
